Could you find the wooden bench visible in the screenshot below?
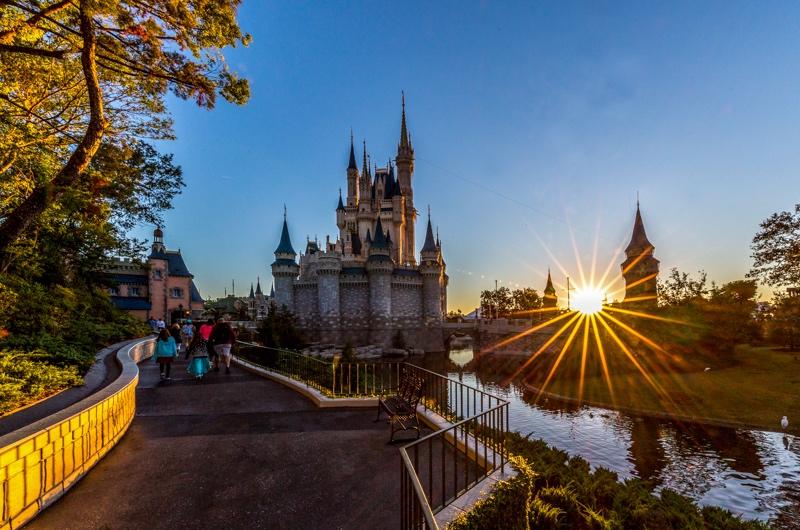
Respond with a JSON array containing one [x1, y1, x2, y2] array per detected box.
[[375, 373, 424, 442]]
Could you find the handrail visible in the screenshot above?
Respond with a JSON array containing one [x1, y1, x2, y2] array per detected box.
[[232, 341, 509, 529]]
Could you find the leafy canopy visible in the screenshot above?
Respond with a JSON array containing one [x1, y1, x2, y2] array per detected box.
[[748, 203, 800, 287]]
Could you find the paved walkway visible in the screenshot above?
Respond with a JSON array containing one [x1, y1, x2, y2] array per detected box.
[[26, 353, 419, 529]]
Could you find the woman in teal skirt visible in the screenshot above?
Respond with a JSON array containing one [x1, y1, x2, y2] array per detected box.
[[185, 333, 211, 379], [151, 329, 177, 380]]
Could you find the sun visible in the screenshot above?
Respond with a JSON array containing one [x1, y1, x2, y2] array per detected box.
[[572, 287, 604, 314]]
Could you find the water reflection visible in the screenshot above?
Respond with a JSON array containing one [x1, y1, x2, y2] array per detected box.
[[412, 347, 800, 526]]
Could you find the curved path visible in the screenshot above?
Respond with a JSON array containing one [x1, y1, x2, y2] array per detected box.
[[26, 354, 405, 529]]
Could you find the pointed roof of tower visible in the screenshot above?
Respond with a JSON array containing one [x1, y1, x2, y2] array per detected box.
[[399, 92, 410, 150], [274, 209, 296, 255], [421, 212, 438, 254], [249, 283, 255, 299], [625, 203, 653, 253], [384, 164, 395, 200], [365, 229, 372, 244], [371, 217, 389, 249], [351, 232, 362, 255], [348, 130, 357, 170], [544, 269, 556, 295], [362, 140, 368, 175], [255, 277, 262, 295], [385, 230, 392, 246], [270, 283, 275, 298], [337, 188, 345, 211]]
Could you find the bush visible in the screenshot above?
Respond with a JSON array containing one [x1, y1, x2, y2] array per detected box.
[[0, 350, 84, 416], [447, 433, 772, 530]]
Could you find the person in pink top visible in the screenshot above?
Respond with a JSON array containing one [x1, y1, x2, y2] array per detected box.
[[199, 318, 215, 340]]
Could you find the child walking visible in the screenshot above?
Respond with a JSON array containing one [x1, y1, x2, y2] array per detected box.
[[185, 333, 211, 380], [152, 329, 177, 380]]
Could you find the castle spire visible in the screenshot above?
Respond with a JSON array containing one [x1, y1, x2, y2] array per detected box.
[[362, 140, 368, 174], [255, 276, 262, 295], [399, 91, 410, 150], [421, 210, 437, 254], [337, 188, 344, 211], [371, 217, 389, 249], [249, 283, 255, 299], [348, 129, 357, 170], [625, 202, 653, 255], [274, 209, 296, 255], [545, 269, 556, 295]]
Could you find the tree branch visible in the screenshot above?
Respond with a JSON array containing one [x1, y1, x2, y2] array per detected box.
[[0, 0, 75, 44], [0, 43, 71, 58]]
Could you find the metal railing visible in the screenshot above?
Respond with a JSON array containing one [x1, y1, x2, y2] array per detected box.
[[233, 343, 509, 529]]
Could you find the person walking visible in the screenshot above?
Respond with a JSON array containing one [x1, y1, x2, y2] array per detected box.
[[185, 333, 211, 379], [182, 320, 195, 351], [156, 319, 166, 331], [151, 329, 177, 380], [147, 317, 157, 333], [199, 318, 217, 367], [170, 323, 183, 354], [209, 317, 236, 374]]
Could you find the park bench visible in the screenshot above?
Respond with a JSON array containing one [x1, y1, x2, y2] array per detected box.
[[375, 372, 424, 442]]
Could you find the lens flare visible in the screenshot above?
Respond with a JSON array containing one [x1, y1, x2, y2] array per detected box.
[[572, 288, 604, 314]]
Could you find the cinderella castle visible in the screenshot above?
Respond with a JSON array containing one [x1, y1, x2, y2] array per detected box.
[[272, 98, 449, 351]]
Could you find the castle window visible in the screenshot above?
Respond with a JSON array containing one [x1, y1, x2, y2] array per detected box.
[[153, 269, 163, 279], [129, 287, 140, 296], [109, 287, 118, 295], [170, 288, 183, 298]]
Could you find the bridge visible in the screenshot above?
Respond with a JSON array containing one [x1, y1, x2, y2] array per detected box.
[[442, 318, 559, 350], [0, 337, 510, 529]]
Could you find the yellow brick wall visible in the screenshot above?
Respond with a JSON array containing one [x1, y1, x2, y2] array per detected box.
[[0, 337, 154, 529]]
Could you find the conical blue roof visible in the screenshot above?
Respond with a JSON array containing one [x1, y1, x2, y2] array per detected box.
[[365, 229, 372, 244], [255, 277, 262, 295], [249, 283, 255, 299], [337, 190, 345, 211], [269, 284, 275, 297], [275, 217, 296, 254], [386, 230, 393, 246], [384, 166, 395, 200], [348, 135, 357, 170], [421, 218, 437, 253], [371, 217, 389, 249]]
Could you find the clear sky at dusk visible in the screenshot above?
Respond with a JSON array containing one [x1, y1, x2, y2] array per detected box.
[[134, 1, 800, 312]]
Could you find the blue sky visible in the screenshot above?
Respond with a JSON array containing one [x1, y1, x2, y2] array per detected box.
[[135, 1, 800, 312]]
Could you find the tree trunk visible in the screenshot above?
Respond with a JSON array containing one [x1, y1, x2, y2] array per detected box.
[[0, 3, 106, 256]]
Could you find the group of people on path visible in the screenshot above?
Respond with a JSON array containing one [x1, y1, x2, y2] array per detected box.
[[150, 317, 237, 381]]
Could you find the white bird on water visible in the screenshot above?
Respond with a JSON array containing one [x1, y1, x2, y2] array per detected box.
[[782, 416, 789, 433]]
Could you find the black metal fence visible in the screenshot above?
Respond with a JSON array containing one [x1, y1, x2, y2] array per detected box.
[[233, 343, 509, 529]]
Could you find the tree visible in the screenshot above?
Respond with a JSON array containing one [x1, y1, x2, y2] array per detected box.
[[480, 287, 512, 318], [257, 306, 305, 350], [658, 268, 708, 307], [748, 204, 800, 287], [511, 288, 541, 315], [706, 279, 762, 345], [765, 291, 800, 350], [0, 0, 251, 253]]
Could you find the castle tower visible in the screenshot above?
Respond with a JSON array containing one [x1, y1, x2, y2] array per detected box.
[[316, 251, 342, 342], [395, 94, 416, 265], [271, 211, 299, 312], [620, 203, 659, 309], [152, 227, 165, 254], [346, 133, 359, 207], [543, 269, 558, 316], [419, 214, 445, 350], [366, 216, 393, 344]]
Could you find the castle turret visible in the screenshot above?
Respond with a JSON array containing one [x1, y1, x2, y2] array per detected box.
[[543, 269, 558, 314], [395, 94, 416, 264], [346, 133, 359, 207], [316, 250, 342, 342], [271, 211, 299, 312], [336, 188, 345, 229], [367, 217, 393, 344], [419, 214, 444, 350], [620, 203, 659, 309]]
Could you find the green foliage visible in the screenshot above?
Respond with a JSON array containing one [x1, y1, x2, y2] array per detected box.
[[392, 329, 406, 350], [748, 203, 800, 287], [481, 286, 542, 318], [447, 433, 771, 530], [0, 350, 84, 416], [0, 273, 150, 413], [341, 340, 357, 363], [257, 305, 305, 350]]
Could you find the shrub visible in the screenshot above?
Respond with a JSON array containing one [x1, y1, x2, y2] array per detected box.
[[0, 350, 84, 416]]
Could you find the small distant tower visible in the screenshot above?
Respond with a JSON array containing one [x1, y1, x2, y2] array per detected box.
[[543, 269, 558, 315], [271, 210, 299, 312], [621, 203, 659, 309]]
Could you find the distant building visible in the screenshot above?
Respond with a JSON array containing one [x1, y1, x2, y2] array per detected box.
[[620, 204, 659, 308], [543, 269, 558, 313], [108, 228, 204, 323], [272, 98, 448, 351]]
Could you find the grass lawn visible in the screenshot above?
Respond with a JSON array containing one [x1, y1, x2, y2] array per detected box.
[[525, 345, 800, 433]]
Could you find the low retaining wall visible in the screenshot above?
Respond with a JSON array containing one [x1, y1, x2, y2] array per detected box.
[[0, 336, 154, 530]]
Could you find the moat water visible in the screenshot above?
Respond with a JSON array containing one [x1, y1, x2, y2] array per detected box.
[[414, 346, 800, 528]]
